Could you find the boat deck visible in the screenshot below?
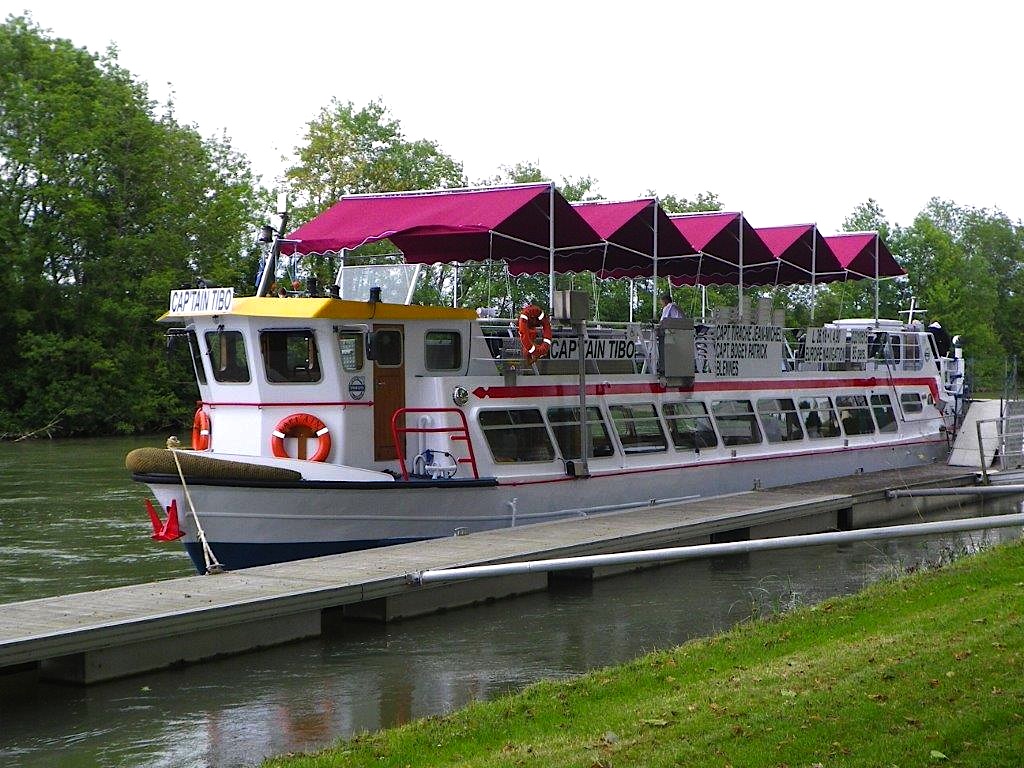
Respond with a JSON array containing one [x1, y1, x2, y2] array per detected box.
[[0, 464, 981, 684]]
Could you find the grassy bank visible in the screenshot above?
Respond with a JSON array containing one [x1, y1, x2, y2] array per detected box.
[[267, 541, 1024, 767]]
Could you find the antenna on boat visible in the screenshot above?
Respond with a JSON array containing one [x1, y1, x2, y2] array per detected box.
[[899, 296, 927, 325], [255, 192, 293, 297]]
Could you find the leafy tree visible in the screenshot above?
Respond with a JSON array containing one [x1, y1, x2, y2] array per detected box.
[[0, 15, 261, 435], [282, 99, 466, 297], [286, 99, 465, 225]]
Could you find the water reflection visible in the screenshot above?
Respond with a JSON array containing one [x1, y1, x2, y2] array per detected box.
[[1, 498, 1019, 768]]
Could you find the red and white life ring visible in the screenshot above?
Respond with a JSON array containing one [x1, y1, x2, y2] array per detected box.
[[270, 413, 332, 462], [191, 407, 211, 451], [518, 304, 553, 363]]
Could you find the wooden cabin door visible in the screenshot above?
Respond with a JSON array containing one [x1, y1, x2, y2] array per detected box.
[[373, 325, 406, 461]]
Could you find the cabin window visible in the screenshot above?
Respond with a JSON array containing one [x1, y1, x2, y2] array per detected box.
[[205, 330, 250, 383], [478, 409, 555, 463], [424, 331, 462, 371], [609, 404, 667, 454], [373, 329, 403, 367], [836, 395, 875, 435], [187, 330, 207, 385], [711, 400, 762, 446], [903, 334, 923, 371], [546, 406, 615, 460], [663, 402, 717, 450], [798, 397, 842, 439], [260, 330, 321, 383], [338, 332, 364, 372], [756, 398, 804, 443], [870, 394, 899, 432], [887, 334, 902, 363], [901, 392, 924, 413]]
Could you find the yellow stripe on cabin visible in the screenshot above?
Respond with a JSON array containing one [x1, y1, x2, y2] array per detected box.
[[159, 297, 477, 322]]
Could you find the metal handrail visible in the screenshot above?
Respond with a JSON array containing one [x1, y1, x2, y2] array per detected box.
[[390, 407, 481, 481], [975, 414, 1024, 484]]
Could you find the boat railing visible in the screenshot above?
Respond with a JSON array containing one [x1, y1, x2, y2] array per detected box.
[[473, 320, 938, 379], [390, 408, 481, 481], [975, 411, 1024, 484], [475, 319, 653, 375]]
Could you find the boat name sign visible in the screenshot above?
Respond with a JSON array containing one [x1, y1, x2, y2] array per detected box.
[[549, 337, 636, 360], [167, 287, 235, 316]]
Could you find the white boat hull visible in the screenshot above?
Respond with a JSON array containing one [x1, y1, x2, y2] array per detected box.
[[141, 436, 948, 572]]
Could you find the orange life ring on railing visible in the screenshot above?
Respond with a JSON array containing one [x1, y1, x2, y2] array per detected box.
[[191, 407, 211, 451], [518, 304, 553, 363], [270, 413, 332, 462]]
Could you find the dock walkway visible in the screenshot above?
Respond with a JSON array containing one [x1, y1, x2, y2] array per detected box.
[[0, 465, 979, 684]]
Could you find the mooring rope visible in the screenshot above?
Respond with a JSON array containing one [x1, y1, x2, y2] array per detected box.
[[170, 448, 225, 574]]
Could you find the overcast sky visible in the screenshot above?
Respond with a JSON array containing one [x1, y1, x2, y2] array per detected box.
[[8, 0, 1023, 232]]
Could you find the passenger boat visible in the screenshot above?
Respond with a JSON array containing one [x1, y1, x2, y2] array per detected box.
[[127, 184, 966, 573]]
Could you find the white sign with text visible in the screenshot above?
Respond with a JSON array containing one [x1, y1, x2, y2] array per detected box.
[[167, 287, 234, 316]]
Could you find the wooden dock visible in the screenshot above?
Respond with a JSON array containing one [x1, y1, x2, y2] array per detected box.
[[0, 465, 982, 684]]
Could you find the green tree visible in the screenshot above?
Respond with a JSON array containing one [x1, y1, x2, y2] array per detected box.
[[286, 99, 465, 225], [0, 15, 261, 435], [283, 99, 466, 297]]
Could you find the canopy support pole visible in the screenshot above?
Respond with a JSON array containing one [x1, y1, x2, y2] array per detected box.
[[874, 235, 880, 324], [810, 230, 817, 322], [652, 201, 659, 321], [738, 213, 745, 319], [548, 182, 556, 310]]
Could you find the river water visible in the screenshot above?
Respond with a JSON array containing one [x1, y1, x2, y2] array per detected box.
[[0, 437, 1020, 767]]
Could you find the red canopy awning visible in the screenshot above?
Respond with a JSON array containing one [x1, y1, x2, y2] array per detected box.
[[570, 199, 697, 279], [755, 224, 846, 284], [825, 233, 904, 278], [282, 184, 604, 274], [668, 212, 806, 285]]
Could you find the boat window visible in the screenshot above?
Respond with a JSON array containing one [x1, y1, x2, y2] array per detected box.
[[756, 398, 804, 443], [900, 392, 924, 413], [187, 330, 207, 385], [372, 329, 403, 367], [609, 404, 667, 454], [711, 400, 762, 446], [887, 334, 901, 363], [424, 331, 462, 371], [337, 332, 364, 372], [663, 402, 718, 450], [835, 395, 875, 435], [478, 409, 555, 463], [205, 330, 250, 383], [260, 330, 321, 383], [546, 406, 615, 460], [870, 394, 899, 432], [798, 397, 841, 439], [903, 334, 923, 370]]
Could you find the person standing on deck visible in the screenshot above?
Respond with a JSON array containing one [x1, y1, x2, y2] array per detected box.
[[660, 293, 683, 322], [657, 293, 684, 376]]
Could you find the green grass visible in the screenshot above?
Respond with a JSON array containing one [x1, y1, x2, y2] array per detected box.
[[266, 540, 1024, 767]]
